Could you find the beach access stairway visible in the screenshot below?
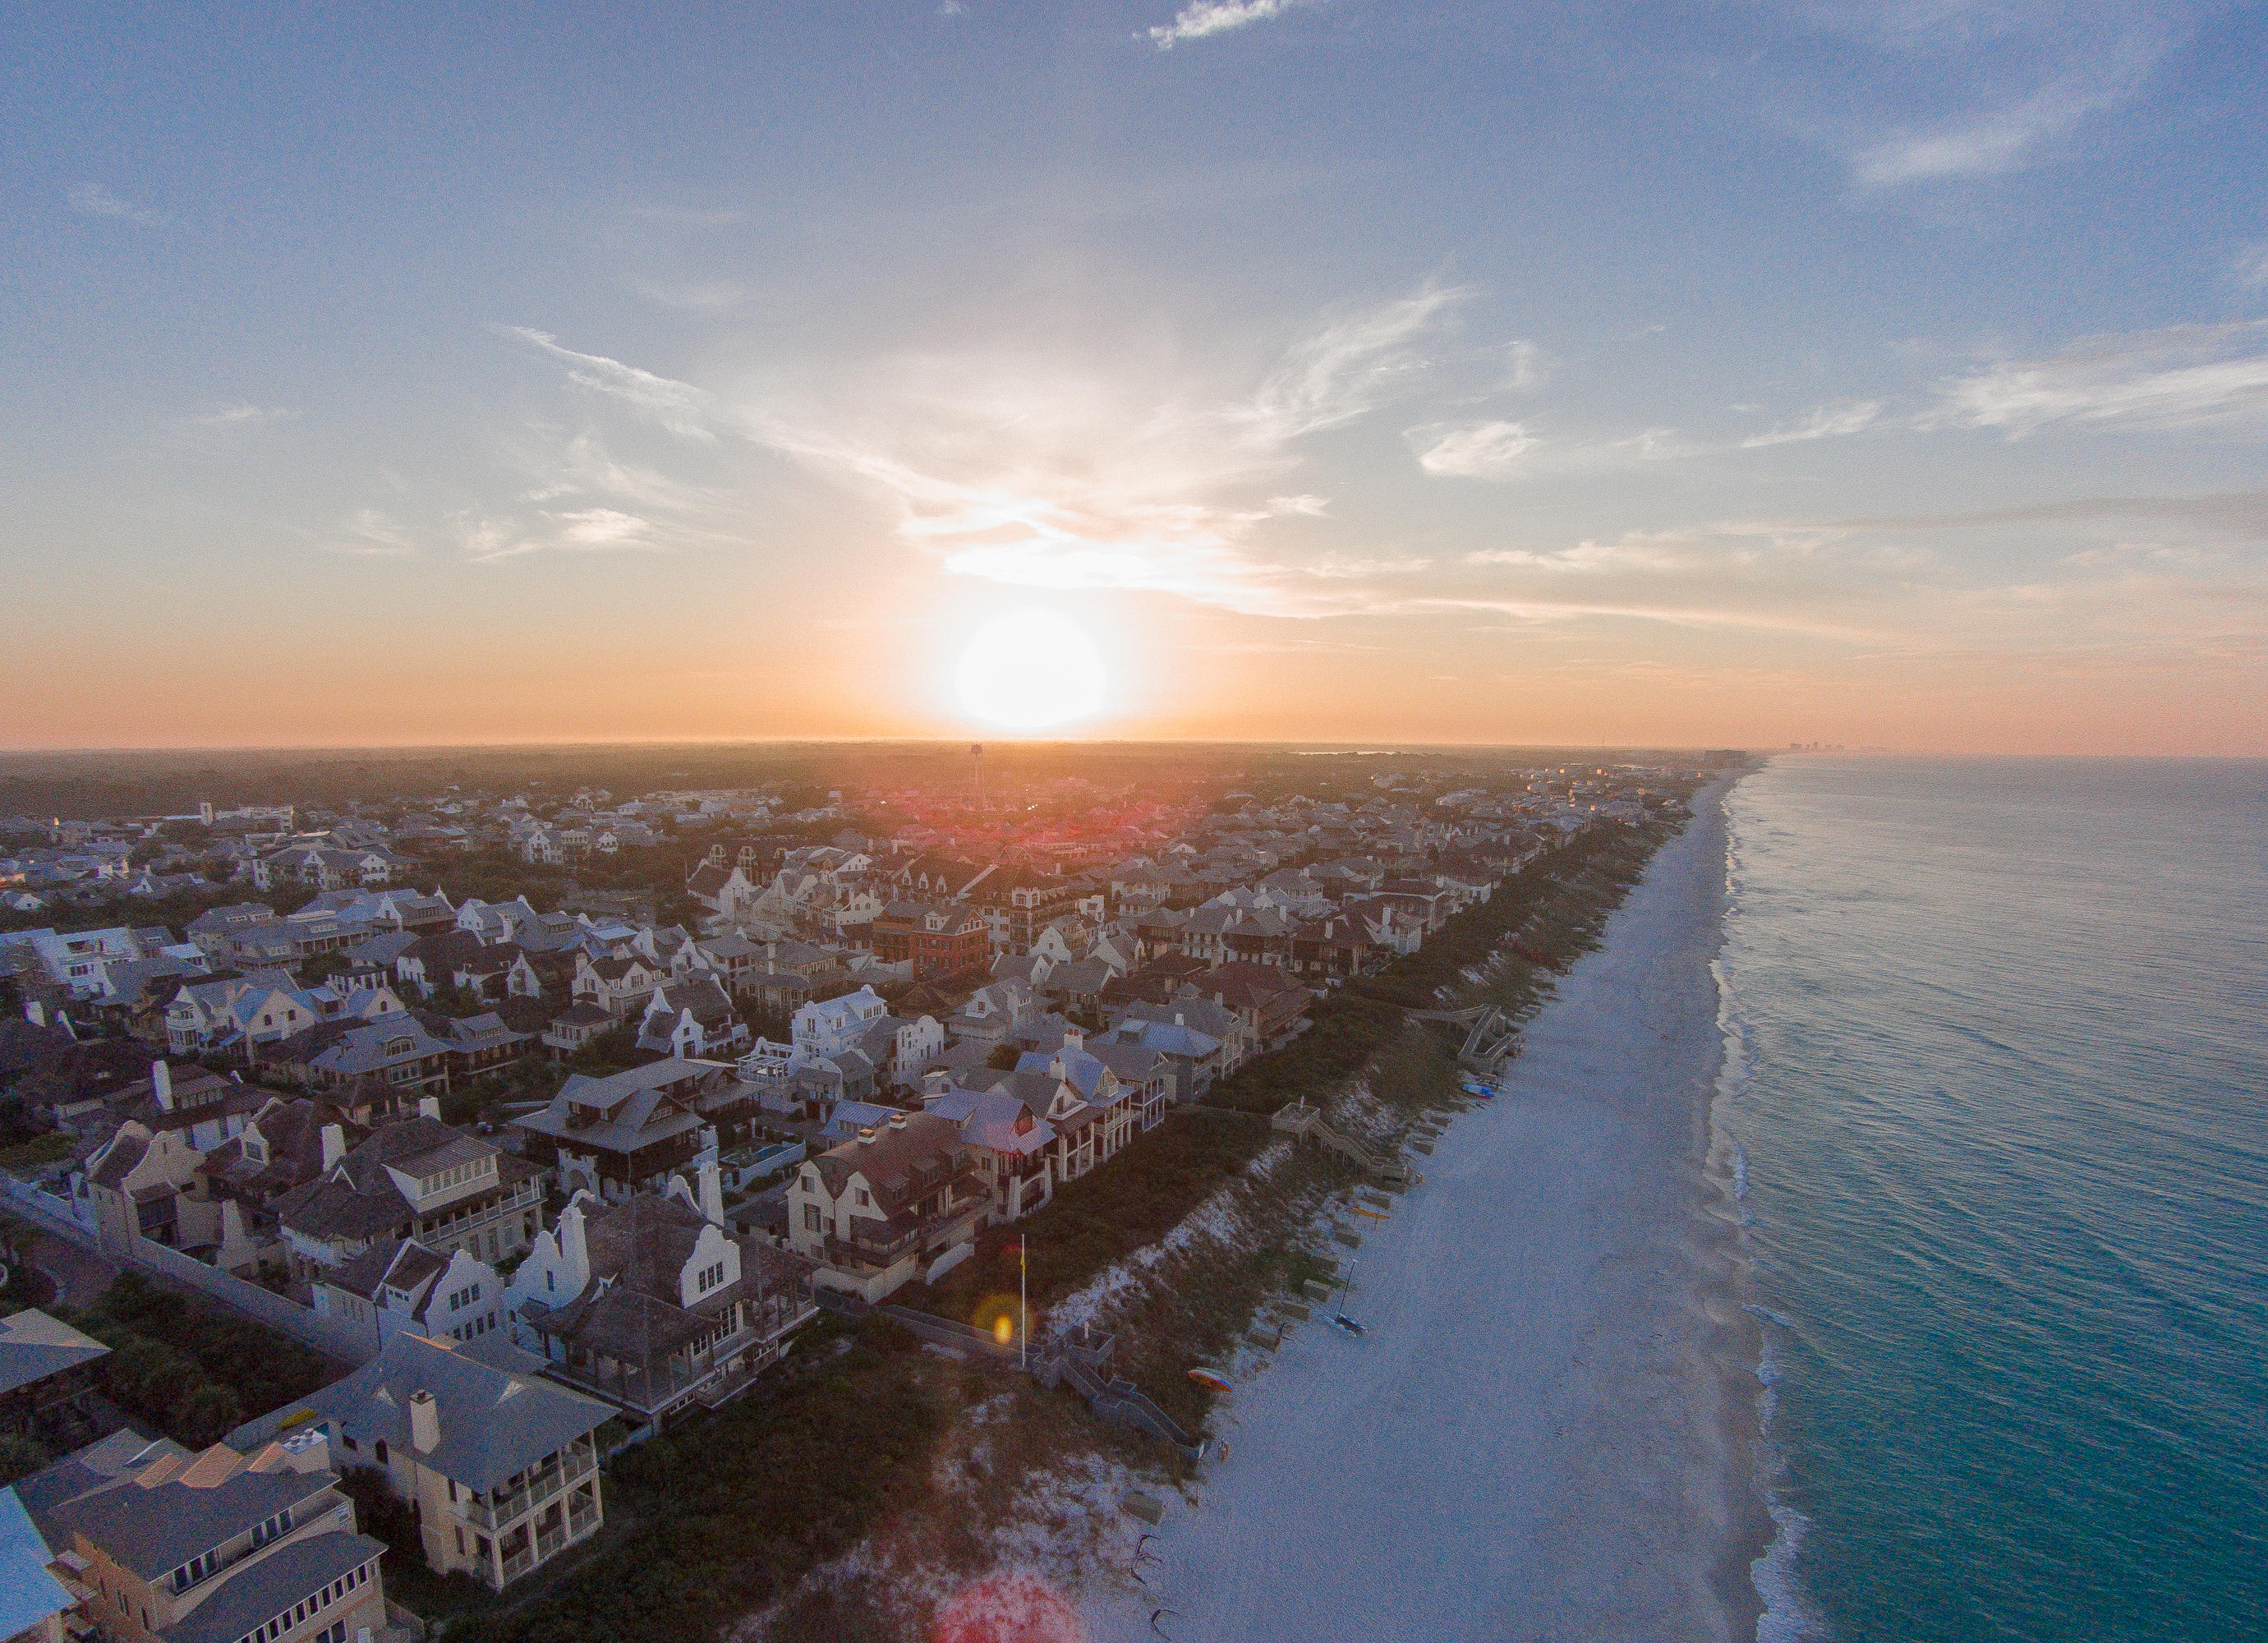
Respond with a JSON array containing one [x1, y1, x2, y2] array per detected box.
[[820, 1293, 1205, 1460], [1407, 1004, 1522, 1070], [1269, 1102, 1422, 1186]]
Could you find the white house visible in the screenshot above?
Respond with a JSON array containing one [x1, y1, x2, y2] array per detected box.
[[311, 1238, 510, 1355], [785, 1111, 984, 1303]]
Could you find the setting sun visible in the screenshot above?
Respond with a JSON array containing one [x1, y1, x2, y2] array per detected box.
[[953, 611, 1107, 730]]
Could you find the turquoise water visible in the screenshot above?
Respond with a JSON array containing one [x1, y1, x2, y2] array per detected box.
[[1717, 757, 2268, 1643]]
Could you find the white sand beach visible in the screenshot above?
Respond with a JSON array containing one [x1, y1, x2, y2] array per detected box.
[[1088, 785, 1765, 1643]]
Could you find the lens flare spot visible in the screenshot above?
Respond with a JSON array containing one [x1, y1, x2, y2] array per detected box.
[[971, 1292, 1021, 1339], [932, 1573, 1086, 1643]]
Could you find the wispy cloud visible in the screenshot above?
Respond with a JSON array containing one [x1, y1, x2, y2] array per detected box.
[[1409, 419, 1697, 481], [508, 287, 1465, 615], [1923, 322, 2268, 435], [1741, 399, 1883, 447], [1237, 283, 1465, 444], [1828, 4, 2184, 188], [517, 430, 712, 512], [2233, 242, 2268, 290], [1302, 556, 1432, 578], [1814, 489, 2268, 543], [1464, 540, 1697, 573], [1148, 0, 1318, 50], [187, 403, 294, 429], [621, 277, 760, 315], [1854, 75, 2137, 186], [326, 509, 421, 558], [1392, 593, 1896, 642], [1410, 420, 1539, 477], [1502, 340, 1544, 392], [505, 328, 717, 440], [458, 508, 667, 563], [68, 182, 169, 225]]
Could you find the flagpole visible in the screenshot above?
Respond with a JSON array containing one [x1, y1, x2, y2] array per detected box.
[[1019, 1233, 1028, 1372]]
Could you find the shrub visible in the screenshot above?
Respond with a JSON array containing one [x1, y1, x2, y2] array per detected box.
[[66, 1273, 331, 1447]]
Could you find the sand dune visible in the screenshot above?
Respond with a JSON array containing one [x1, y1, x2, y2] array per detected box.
[[1089, 785, 1766, 1643]]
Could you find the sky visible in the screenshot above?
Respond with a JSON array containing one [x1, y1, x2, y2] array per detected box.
[[3, 1, 2266, 753]]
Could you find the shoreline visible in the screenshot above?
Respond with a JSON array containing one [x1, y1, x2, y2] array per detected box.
[[1088, 777, 1769, 1641]]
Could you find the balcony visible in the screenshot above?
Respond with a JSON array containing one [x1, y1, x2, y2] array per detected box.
[[547, 1300, 814, 1415], [416, 1182, 541, 1240], [821, 1204, 978, 1271], [501, 1548, 533, 1583], [455, 1445, 596, 1531]]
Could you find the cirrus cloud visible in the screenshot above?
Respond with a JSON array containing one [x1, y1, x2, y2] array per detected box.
[[1410, 420, 1539, 478], [1923, 321, 2268, 435], [1148, 0, 1318, 51]]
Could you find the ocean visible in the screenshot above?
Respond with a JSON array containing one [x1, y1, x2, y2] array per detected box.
[[1714, 757, 2268, 1643]]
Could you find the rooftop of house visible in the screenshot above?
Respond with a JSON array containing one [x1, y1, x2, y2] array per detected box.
[[521, 1192, 812, 1369], [807, 1110, 971, 1212], [199, 1096, 367, 1198], [232, 1332, 612, 1495], [168, 1527, 389, 1643], [0, 1481, 73, 1641], [0, 1308, 110, 1397], [513, 1060, 731, 1155], [923, 1084, 1055, 1156], [31, 1440, 341, 1581], [275, 1116, 533, 1245]]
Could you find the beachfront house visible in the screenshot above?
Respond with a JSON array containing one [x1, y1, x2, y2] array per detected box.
[[230, 1332, 611, 1593]]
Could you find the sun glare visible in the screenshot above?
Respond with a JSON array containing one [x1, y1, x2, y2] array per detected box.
[[954, 611, 1107, 730]]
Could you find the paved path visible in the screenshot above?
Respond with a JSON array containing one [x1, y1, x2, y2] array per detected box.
[[31, 1230, 117, 1310]]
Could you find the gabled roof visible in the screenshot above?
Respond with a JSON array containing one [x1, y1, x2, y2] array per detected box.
[[38, 1445, 336, 1580], [925, 1085, 1055, 1156], [0, 1309, 109, 1397], [513, 1059, 723, 1156], [87, 1130, 151, 1190], [276, 1116, 522, 1246], [0, 1483, 72, 1641], [168, 1529, 388, 1643], [520, 1195, 812, 1369], [242, 1333, 612, 1495], [200, 1097, 367, 1199], [807, 1111, 968, 1213]]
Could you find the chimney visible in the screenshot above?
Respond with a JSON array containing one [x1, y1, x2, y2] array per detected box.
[[1175, 1012, 1185, 1027], [1062, 1025, 1083, 1051], [417, 1095, 441, 1121], [320, 1124, 347, 1171], [408, 1390, 440, 1455], [856, 1126, 876, 1146], [888, 1111, 908, 1131], [697, 1154, 725, 1226], [151, 1061, 173, 1111]]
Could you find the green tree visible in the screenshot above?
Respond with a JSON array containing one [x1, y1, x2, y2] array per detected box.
[[0, 1432, 49, 1488], [170, 1382, 245, 1447]]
